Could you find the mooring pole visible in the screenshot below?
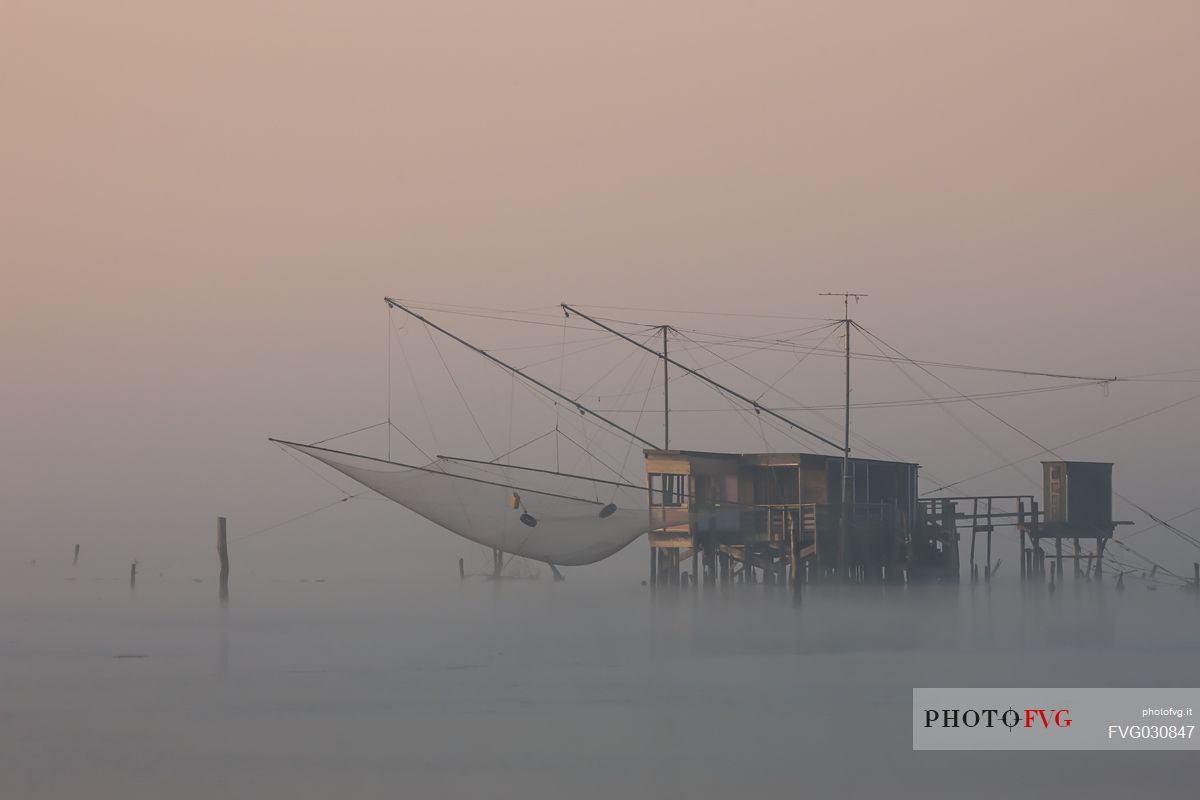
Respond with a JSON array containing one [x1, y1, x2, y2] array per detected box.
[[969, 500, 978, 582], [1018, 499, 1027, 583], [1031, 500, 1041, 578], [985, 529, 992, 584], [789, 528, 799, 587], [130, 561, 137, 588], [73, 544, 80, 566], [217, 516, 230, 599]]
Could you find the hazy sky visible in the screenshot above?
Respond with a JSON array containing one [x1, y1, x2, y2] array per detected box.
[[3, 2, 1198, 578]]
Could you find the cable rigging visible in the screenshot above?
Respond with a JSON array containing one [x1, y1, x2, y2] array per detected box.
[[854, 322, 1200, 557]]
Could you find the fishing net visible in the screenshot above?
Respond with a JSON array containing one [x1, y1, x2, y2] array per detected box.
[[281, 441, 654, 566]]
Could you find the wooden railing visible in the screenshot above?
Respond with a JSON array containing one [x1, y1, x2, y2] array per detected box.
[[686, 501, 905, 543]]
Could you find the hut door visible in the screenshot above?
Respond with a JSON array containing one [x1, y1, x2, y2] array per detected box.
[[1048, 465, 1063, 520], [853, 462, 869, 507]]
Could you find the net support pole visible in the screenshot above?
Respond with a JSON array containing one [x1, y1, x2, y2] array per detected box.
[[385, 299, 656, 448], [561, 304, 846, 453]]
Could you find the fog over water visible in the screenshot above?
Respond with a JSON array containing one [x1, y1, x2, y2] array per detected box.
[[4, 0, 1199, 576], [4, 2, 1200, 797], [4, 560, 1199, 799]]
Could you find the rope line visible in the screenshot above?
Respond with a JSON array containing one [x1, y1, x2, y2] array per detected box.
[[232, 492, 368, 544]]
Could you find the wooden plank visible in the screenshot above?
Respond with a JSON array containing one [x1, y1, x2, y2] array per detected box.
[[644, 454, 691, 474], [648, 533, 693, 549]]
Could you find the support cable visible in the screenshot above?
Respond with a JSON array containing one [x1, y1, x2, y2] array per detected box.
[[856, 322, 1200, 555], [563, 304, 845, 453]]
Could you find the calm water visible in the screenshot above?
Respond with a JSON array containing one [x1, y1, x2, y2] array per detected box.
[[2, 566, 1198, 798]]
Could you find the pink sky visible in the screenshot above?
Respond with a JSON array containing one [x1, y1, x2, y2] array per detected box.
[[2, 2, 1197, 576]]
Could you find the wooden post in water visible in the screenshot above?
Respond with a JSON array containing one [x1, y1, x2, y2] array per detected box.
[[217, 516, 230, 598], [969, 499, 978, 581], [73, 544, 80, 566], [1030, 501, 1040, 578], [1055, 537, 1063, 583], [129, 561, 137, 588], [985, 529, 992, 584], [458, 557, 465, 580], [1018, 500, 1026, 583], [789, 529, 799, 587], [1193, 562, 1198, 591]]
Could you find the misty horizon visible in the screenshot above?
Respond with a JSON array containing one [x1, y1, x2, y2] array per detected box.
[[3, 3, 1198, 797]]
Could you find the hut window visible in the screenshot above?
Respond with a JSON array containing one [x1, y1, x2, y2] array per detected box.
[[649, 473, 687, 507]]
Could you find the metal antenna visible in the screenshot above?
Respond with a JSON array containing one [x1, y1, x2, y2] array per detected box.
[[819, 291, 868, 579], [661, 325, 670, 450]]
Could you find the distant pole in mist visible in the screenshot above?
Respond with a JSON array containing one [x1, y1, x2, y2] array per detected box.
[[217, 516, 230, 600], [1018, 499, 1027, 584], [73, 544, 80, 566], [130, 561, 137, 588], [458, 558, 465, 580]]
